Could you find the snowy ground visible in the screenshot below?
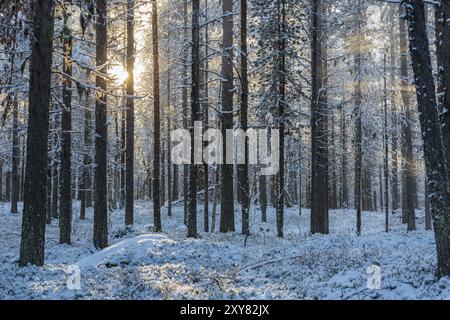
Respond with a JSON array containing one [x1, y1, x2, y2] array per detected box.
[[0, 200, 449, 300]]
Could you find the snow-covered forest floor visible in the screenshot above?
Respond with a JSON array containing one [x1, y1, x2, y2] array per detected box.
[[0, 201, 449, 300]]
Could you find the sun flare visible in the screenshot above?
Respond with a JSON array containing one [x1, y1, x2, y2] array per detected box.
[[110, 65, 129, 85]]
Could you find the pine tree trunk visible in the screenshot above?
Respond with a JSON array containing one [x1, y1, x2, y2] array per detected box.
[[19, 0, 55, 267], [404, 0, 450, 277], [211, 166, 219, 232], [5, 172, 10, 202], [389, 13, 399, 212], [383, 53, 390, 233], [93, 0, 109, 249], [435, 1, 450, 166], [125, 0, 135, 226], [310, 0, 329, 235], [240, 0, 250, 236], [340, 105, 348, 208], [203, 0, 210, 232], [80, 93, 93, 219], [9, 36, 19, 214], [152, 0, 162, 232], [259, 173, 267, 222], [172, 161, 179, 201], [182, 0, 189, 226], [51, 113, 59, 219], [399, 16, 416, 230], [424, 174, 431, 230], [220, 0, 235, 233], [11, 97, 19, 214], [19, 143, 25, 202], [167, 67, 173, 218], [188, 0, 200, 238], [276, 0, 286, 238], [161, 146, 166, 206], [59, 14, 73, 244], [354, 2, 362, 236], [46, 157, 52, 224]]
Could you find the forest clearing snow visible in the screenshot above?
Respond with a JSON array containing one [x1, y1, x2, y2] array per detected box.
[[0, 201, 449, 300]]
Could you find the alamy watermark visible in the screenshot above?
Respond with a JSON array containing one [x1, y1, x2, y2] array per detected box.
[[171, 122, 280, 176], [65, 265, 81, 290], [367, 265, 381, 290]]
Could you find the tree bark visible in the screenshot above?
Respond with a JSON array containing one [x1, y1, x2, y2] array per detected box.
[[59, 12, 73, 244], [240, 0, 250, 235], [203, 0, 210, 233], [125, 0, 135, 226], [10, 36, 19, 214], [435, 1, 450, 166], [310, 0, 329, 235], [152, 0, 162, 233], [188, 0, 200, 238], [276, 0, 286, 238], [403, 0, 450, 277], [80, 92, 93, 219], [11, 97, 19, 214], [354, 0, 363, 236], [167, 68, 172, 218], [399, 14, 416, 230], [19, 0, 55, 267], [220, 0, 235, 233], [182, 0, 189, 226], [340, 104, 348, 208], [93, 0, 109, 249], [389, 12, 399, 212], [383, 53, 390, 233]]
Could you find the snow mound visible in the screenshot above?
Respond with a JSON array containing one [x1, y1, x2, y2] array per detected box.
[[77, 234, 175, 269]]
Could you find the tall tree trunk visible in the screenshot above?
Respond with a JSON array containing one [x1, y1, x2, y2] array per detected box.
[[80, 92, 92, 219], [383, 53, 390, 233], [84, 102, 93, 209], [182, 0, 189, 226], [403, 0, 450, 277], [435, 1, 450, 166], [399, 15, 416, 230], [330, 109, 338, 210], [424, 174, 431, 230], [8, 35, 19, 214], [220, 0, 235, 233], [203, 0, 210, 233], [211, 166, 219, 232], [5, 172, 10, 202], [93, 0, 109, 249], [19, 0, 55, 267], [188, 0, 200, 238], [172, 159, 179, 201], [161, 146, 166, 206], [340, 105, 348, 208], [240, 0, 250, 235], [51, 112, 59, 219], [19, 142, 25, 202], [125, 0, 135, 226], [46, 156, 52, 224], [389, 12, 399, 212], [152, 0, 162, 232], [354, 1, 363, 236], [167, 68, 172, 218], [276, 0, 286, 238], [310, 0, 329, 235], [259, 173, 267, 222], [11, 97, 19, 214], [59, 13, 73, 244]]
